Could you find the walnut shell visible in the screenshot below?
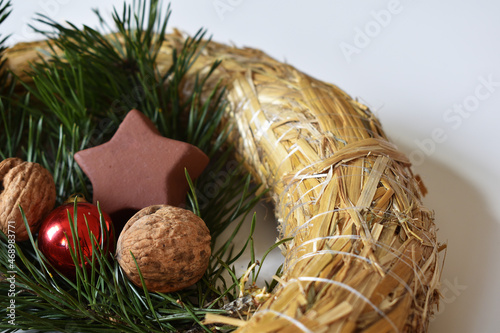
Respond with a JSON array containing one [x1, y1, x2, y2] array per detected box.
[[0, 157, 56, 241], [116, 205, 211, 293]]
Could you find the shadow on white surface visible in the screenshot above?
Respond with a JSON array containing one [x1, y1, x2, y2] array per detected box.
[[403, 145, 500, 333], [215, 197, 283, 288]]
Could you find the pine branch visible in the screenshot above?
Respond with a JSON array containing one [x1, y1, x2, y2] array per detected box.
[[0, 0, 27, 160], [0, 1, 282, 332]]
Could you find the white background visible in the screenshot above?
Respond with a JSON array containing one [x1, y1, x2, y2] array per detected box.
[[3, 1, 500, 332]]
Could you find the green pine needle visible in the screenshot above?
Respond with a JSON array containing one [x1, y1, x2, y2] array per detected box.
[[0, 0, 286, 332]]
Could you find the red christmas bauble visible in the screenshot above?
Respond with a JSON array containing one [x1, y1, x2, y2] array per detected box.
[[37, 201, 114, 279]]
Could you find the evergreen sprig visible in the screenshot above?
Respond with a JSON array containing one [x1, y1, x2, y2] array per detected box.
[[0, 1, 280, 331], [0, 0, 26, 160]]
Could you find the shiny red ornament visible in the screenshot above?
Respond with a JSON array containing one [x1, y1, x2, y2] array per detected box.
[[37, 201, 114, 279]]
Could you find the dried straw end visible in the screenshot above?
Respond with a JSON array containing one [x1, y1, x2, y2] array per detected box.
[[5, 30, 442, 333]]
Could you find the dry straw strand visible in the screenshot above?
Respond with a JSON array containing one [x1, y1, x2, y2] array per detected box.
[[4, 29, 442, 332]]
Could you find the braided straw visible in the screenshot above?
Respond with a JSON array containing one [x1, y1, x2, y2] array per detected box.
[[5, 30, 441, 332]]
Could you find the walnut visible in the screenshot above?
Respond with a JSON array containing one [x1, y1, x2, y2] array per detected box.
[[116, 205, 211, 293], [0, 157, 56, 241]]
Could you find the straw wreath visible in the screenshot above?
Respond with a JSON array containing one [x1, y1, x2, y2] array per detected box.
[[5, 30, 442, 332]]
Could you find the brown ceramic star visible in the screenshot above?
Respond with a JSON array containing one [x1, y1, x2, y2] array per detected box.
[[74, 109, 209, 228]]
